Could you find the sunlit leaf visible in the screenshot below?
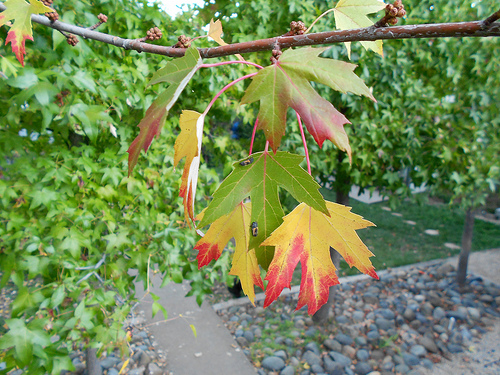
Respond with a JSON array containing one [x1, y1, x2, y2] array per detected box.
[[262, 201, 378, 314], [334, 0, 386, 57], [241, 48, 375, 158], [198, 151, 328, 269], [175, 110, 204, 222]]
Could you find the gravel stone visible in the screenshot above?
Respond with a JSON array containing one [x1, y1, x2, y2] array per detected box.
[[335, 333, 353, 346], [418, 336, 438, 353], [302, 351, 322, 367], [274, 350, 288, 361], [100, 357, 121, 369], [128, 367, 146, 375], [323, 339, 342, 352], [244, 330, 255, 343], [433, 307, 446, 320], [402, 353, 420, 366], [447, 344, 464, 353], [403, 307, 416, 321], [262, 356, 286, 371], [409, 345, 427, 357], [329, 351, 351, 367], [280, 365, 295, 375], [354, 362, 373, 375], [395, 364, 411, 374], [356, 349, 370, 362], [305, 341, 320, 355], [310, 364, 324, 373]]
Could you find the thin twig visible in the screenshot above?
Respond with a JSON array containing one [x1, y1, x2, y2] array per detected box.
[[482, 9, 500, 28], [0, 4, 498, 59]]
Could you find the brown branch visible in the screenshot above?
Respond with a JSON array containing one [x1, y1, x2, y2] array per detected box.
[[483, 9, 500, 27], [1, 4, 499, 59]]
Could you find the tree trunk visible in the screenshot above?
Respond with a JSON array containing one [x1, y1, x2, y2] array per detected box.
[[86, 347, 102, 375], [457, 208, 475, 290], [313, 151, 350, 324]]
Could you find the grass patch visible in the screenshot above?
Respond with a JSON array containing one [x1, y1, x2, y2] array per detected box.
[[320, 188, 500, 277]]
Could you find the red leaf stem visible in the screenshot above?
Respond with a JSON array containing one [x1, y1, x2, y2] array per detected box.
[[296, 113, 311, 175]]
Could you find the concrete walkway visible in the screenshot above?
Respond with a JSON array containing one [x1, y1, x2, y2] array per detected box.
[[134, 277, 257, 375]]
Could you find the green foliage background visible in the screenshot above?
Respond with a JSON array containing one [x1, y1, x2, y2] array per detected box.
[[0, 0, 498, 373]]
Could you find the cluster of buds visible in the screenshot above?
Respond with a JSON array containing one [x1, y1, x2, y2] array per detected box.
[[174, 34, 191, 48], [270, 45, 282, 64], [97, 13, 108, 23], [386, 0, 406, 20], [89, 13, 108, 30], [42, 0, 59, 22], [376, 0, 406, 27], [66, 34, 78, 46], [290, 21, 307, 35], [146, 27, 163, 41]]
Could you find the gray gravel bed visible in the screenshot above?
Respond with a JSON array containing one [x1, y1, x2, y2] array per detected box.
[[216, 261, 500, 375]]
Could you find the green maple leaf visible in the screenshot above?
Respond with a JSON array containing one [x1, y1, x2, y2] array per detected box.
[[334, 0, 386, 57], [198, 151, 328, 269], [127, 47, 203, 175], [0, 0, 53, 66], [241, 47, 375, 159]]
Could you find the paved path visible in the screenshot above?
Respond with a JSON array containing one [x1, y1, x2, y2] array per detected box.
[[134, 277, 257, 375]]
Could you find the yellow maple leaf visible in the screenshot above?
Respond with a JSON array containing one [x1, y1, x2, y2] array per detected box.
[[174, 110, 204, 222], [262, 201, 377, 314], [195, 202, 263, 304], [207, 19, 244, 61]]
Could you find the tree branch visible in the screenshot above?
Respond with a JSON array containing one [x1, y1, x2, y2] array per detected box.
[[1, 4, 499, 59]]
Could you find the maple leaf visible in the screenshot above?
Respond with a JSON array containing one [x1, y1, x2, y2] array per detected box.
[[198, 151, 328, 269], [241, 47, 374, 159], [0, 0, 53, 66], [194, 202, 263, 304], [207, 19, 244, 61], [262, 201, 378, 315], [127, 47, 202, 175], [334, 0, 386, 58], [174, 110, 204, 222]]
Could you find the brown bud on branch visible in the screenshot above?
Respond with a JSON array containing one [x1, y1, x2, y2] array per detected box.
[[374, 0, 407, 28], [174, 34, 191, 48]]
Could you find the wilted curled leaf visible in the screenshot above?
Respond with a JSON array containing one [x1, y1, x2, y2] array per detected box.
[[175, 110, 204, 223], [262, 201, 378, 315]]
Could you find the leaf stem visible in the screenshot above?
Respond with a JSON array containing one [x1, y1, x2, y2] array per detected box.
[[202, 72, 257, 116], [200, 61, 264, 70], [296, 113, 311, 175], [249, 118, 259, 155], [305, 8, 336, 34]]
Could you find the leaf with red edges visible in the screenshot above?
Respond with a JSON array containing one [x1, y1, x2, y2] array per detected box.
[[262, 201, 377, 315], [198, 151, 328, 269], [195, 202, 263, 304], [241, 48, 374, 158], [0, 0, 53, 66], [127, 47, 202, 175], [175, 110, 204, 222]]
